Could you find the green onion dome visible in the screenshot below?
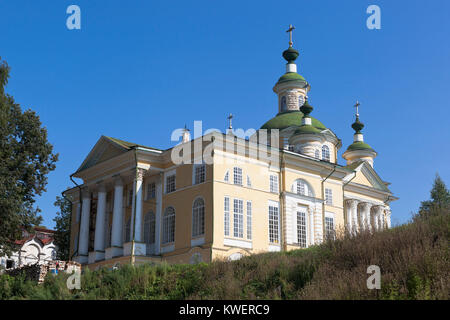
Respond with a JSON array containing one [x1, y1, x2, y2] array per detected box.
[[346, 141, 376, 152], [282, 46, 299, 63], [345, 116, 376, 153], [275, 72, 309, 88], [300, 100, 313, 116], [351, 117, 364, 133], [260, 111, 326, 130], [294, 125, 322, 135]]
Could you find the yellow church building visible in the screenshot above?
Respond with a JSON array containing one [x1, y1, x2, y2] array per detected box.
[[64, 27, 397, 269]]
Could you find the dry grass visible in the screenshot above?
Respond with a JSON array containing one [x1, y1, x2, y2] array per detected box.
[[1, 209, 448, 300]]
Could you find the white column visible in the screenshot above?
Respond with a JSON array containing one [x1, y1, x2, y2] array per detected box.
[[94, 185, 107, 253], [357, 204, 364, 231], [360, 202, 372, 231], [133, 168, 145, 242], [78, 188, 91, 262], [352, 201, 359, 234], [155, 173, 163, 255], [111, 177, 124, 247], [379, 212, 385, 230], [345, 200, 353, 233], [385, 208, 392, 229], [372, 206, 382, 231], [346, 200, 358, 235], [308, 207, 314, 246]]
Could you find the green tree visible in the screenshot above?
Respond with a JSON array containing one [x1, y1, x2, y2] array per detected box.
[[418, 173, 450, 218], [0, 58, 58, 256], [53, 195, 72, 260]]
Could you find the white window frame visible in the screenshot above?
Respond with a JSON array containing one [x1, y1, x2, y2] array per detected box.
[[325, 212, 335, 240], [224, 197, 230, 236], [193, 163, 206, 185], [270, 174, 279, 193], [268, 201, 280, 244], [322, 145, 331, 162], [165, 174, 176, 194], [246, 201, 252, 240], [233, 198, 244, 238], [192, 197, 205, 237], [247, 175, 252, 188], [296, 210, 307, 248], [292, 179, 314, 197], [314, 149, 320, 159], [162, 207, 175, 244], [325, 188, 333, 205], [233, 167, 243, 186], [224, 171, 229, 183]]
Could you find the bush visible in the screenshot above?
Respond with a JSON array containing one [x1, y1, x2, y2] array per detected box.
[[0, 208, 448, 300]]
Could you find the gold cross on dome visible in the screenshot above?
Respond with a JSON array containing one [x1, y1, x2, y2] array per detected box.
[[354, 100, 360, 117], [286, 24, 295, 47]]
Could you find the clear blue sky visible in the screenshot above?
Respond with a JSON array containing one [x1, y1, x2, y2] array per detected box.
[[1, 0, 449, 228]]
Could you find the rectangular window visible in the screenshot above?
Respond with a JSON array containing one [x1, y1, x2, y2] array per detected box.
[[269, 204, 279, 244], [146, 182, 156, 200], [166, 174, 176, 193], [270, 175, 278, 193], [325, 216, 335, 240], [224, 197, 230, 236], [297, 211, 307, 248], [194, 164, 206, 184], [247, 201, 252, 240], [233, 199, 243, 238], [163, 214, 175, 244], [325, 188, 333, 205], [233, 167, 242, 186]]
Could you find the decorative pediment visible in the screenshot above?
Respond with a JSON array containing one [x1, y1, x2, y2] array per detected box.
[[347, 161, 391, 193], [75, 136, 132, 173]]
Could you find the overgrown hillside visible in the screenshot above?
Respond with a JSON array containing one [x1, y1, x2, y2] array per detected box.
[[1, 208, 448, 300]]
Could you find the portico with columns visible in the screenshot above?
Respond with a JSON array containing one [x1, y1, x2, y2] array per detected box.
[[66, 136, 170, 267], [344, 199, 391, 234]]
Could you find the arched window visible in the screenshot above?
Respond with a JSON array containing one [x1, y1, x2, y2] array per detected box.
[[322, 145, 330, 162], [192, 198, 205, 237], [281, 96, 287, 111], [314, 149, 320, 159], [292, 179, 315, 197], [125, 218, 131, 242], [144, 211, 155, 245], [162, 207, 175, 244]]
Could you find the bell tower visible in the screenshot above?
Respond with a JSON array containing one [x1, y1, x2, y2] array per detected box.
[[343, 101, 377, 167], [273, 24, 311, 114]]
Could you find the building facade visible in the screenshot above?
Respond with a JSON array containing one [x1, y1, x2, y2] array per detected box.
[[0, 227, 57, 270], [64, 31, 397, 269]]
